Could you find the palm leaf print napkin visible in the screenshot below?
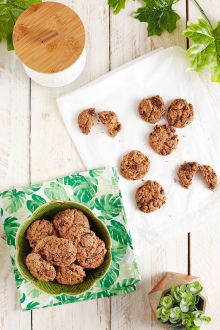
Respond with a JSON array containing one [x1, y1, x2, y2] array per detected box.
[[0, 166, 141, 311]]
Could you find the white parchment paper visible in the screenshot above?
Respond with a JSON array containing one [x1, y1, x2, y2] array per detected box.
[[57, 47, 220, 254]]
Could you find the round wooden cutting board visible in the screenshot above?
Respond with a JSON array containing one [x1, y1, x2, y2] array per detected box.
[[13, 2, 86, 74]]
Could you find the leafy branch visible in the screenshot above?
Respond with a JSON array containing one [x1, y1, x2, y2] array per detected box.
[[192, 0, 213, 28], [183, 0, 220, 84], [109, 0, 181, 37], [109, 0, 220, 83]]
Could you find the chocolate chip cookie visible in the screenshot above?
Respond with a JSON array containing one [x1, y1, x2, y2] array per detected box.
[[199, 165, 218, 191], [26, 219, 57, 248], [56, 263, 86, 285], [76, 232, 107, 268], [99, 111, 122, 138], [178, 162, 199, 189], [120, 150, 150, 180], [135, 180, 166, 213], [78, 108, 96, 135], [26, 253, 56, 282], [64, 225, 90, 247], [149, 125, 179, 156], [53, 209, 90, 237], [167, 99, 194, 128], [34, 236, 77, 266], [138, 95, 166, 124]]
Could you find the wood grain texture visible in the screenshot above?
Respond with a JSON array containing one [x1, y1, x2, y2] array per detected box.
[[188, 1, 220, 329], [0, 41, 31, 329], [109, 1, 188, 329], [13, 2, 85, 73], [30, 0, 110, 329], [1, 0, 220, 329]]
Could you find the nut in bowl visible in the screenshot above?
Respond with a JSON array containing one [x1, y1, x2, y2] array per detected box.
[[15, 200, 111, 296]]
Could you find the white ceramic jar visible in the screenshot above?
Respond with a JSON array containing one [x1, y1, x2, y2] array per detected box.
[[13, 2, 86, 88]]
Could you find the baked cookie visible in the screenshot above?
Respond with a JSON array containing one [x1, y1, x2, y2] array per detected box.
[[78, 108, 96, 135], [76, 232, 107, 268], [135, 180, 166, 213], [138, 95, 166, 124], [56, 263, 86, 285], [120, 150, 150, 180], [34, 236, 77, 266], [26, 253, 56, 282], [53, 209, 90, 237], [26, 219, 57, 248], [99, 111, 122, 138], [64, 224, 90, 248], [167, 99, 194, 128], [149, 125, 179, 156], [178, 162, 199, 189], [199, 165, 218, 191]]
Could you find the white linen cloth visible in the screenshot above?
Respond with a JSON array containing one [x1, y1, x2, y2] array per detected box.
[[56, 47, 220, 254]]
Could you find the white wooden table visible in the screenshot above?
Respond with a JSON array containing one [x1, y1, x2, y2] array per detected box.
[[0, 0, 220, 329]]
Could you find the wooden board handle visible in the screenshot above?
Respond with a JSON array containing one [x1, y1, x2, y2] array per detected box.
[[41, 31, 58, 44]]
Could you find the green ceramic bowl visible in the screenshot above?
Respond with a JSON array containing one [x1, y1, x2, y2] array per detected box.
[[15, 199, 111, 296]]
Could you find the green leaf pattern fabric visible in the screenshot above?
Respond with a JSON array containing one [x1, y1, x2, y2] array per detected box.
[[0, 166, 140, 311]]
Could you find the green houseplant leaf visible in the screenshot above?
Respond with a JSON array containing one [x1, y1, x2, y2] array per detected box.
[[156, 307, 171, 323], [133, 0, 181, 37], [156, 281, 211, 329], [3, 216, 20, 245], [187, 281, 203, 295], [2, 189, 26, 213], [160, 294, 174, 309], [0, 0, 42, 51], [183, 17, 220, 83]]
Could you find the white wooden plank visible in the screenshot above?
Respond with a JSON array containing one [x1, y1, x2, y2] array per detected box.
[[31, 0, 110, 329], [0, 41, 31, 329], [109, 1, 188, 329], [188, 1, 220, 328]]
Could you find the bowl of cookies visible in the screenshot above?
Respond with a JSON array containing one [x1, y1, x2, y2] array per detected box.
[[15, 199, 111, 296]]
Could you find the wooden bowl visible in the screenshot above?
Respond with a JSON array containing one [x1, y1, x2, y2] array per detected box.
[[15, 200, 111, 296]]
